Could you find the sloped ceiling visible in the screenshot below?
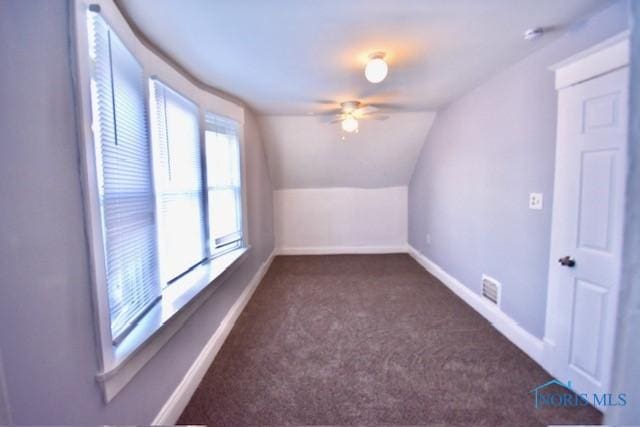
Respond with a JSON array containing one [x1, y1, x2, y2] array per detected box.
[[119, 0, 609, 114], [260, 113, 436, 189], [117, 0, 610, 189]]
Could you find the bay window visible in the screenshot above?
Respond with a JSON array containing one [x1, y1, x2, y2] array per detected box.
[[83, 8, 246, 400], [88, 11, 161, 344]]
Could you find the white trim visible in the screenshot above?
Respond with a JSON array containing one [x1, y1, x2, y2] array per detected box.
[[99, 247, 251, 401], [72, 0, 117, 383], [276, 245, 408, 256], [152, 250, 275, 425], [407, 245, 545, 366], [550, 31, 630, 90]]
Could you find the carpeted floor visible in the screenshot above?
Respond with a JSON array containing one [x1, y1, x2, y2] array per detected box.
[[178, 254, 602, 426]]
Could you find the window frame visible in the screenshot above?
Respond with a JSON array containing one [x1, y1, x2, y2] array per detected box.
[[87, 9, 163, 348], [149, 77, 209, 286], [72, 1, 249, 403], [204, 117, 245, 253]]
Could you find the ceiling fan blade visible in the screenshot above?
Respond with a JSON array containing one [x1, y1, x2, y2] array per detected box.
[[356, 105, 379, 116], [313, 99, 338, 105], [317, 112, 348, 123], [368, 102, 407, 111], [364, 114, 390, 121], [318, 116, 339, 123], [319, 107, 343, 116]]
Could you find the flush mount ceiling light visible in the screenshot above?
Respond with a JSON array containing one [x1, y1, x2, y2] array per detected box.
[[365, 52, 388, 83], [341, 115, 359, 133]]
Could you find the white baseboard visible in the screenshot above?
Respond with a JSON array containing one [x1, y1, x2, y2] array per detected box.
[[276, 245, 408, 255], [407, 245, 545, 366], [152, 250, 276, 425]]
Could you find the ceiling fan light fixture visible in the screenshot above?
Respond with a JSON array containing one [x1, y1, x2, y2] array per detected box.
[[341, 115, 359, 133], [365, 52, 388, 83]]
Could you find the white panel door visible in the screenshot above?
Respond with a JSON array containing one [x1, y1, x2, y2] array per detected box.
[[546, 66, 628, 397]]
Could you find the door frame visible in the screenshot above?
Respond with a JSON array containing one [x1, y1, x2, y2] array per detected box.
[[542, 31, 630, 405]]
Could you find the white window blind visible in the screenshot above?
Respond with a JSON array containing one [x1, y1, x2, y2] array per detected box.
[[150, 80, 207, 284], [87, 12, 160, 344], [205, 114, 243, 249]]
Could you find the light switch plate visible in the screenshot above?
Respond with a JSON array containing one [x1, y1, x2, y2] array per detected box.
[[529, 193, 543, 210]]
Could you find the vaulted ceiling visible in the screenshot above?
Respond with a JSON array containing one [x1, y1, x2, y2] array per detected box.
[[119, 0, 608, 114], [118, 0, 610, 189], [260, 113, 436, 189]]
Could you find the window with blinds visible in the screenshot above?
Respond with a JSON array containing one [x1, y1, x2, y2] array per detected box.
[[85, 12, 245, 355], [205, 114, 243, 251], [149, 80, 207, 285], [87, 12, 161, 343]]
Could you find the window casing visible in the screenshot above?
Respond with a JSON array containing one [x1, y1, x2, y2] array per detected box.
[[205, 114, 244, 254]]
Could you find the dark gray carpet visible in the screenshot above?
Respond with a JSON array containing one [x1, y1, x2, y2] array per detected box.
[[178, 254, 602, 426]]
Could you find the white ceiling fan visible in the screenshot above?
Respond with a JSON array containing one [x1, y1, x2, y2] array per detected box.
[[328, 101, 389, 133]]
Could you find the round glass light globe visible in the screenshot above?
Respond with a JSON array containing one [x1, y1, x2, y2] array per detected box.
[[341, 116, 359, 133], [365, 58, 388, 83]]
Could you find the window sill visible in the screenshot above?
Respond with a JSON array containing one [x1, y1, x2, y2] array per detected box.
[[96, 246, 250, 402]]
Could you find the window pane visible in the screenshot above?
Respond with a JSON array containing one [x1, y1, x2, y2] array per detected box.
[[208, 188, 240, 241], [206, 133, 236, 187], [150, 80, 206, 283], [88, 12, 160, 342], [159, 193, 203, 277], [205, 118, 242, 249]]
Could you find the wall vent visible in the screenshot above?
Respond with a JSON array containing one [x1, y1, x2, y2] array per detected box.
[[482, 275, 501, 307]]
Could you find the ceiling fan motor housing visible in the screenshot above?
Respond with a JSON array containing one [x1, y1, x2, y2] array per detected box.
[[340, 100, 361, 113]]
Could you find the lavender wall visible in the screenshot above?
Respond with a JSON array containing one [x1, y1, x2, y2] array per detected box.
[[0, 0, 274, 424], [408, 0, 630, 338]]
